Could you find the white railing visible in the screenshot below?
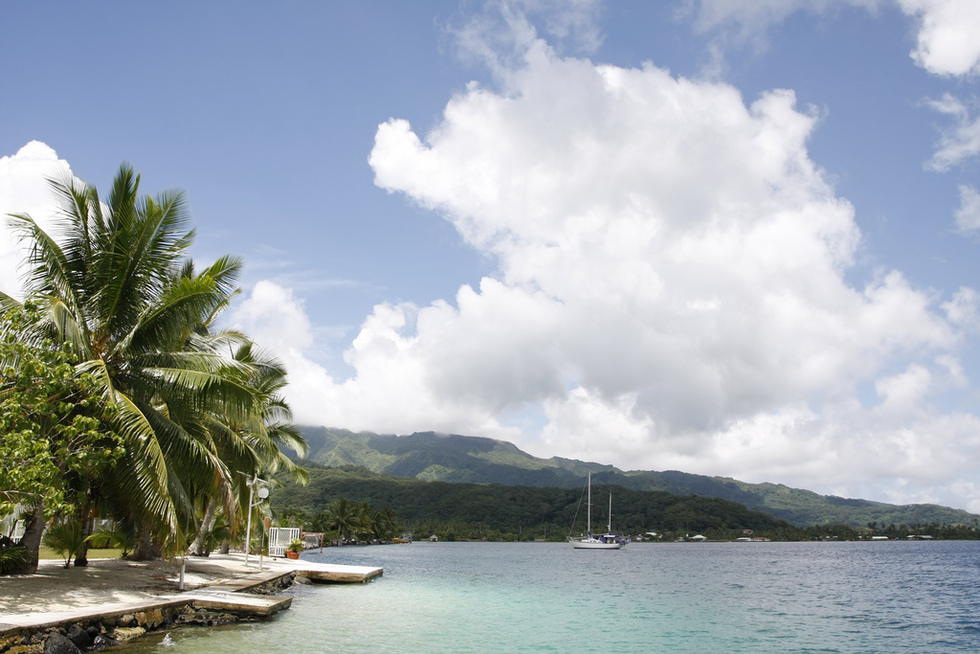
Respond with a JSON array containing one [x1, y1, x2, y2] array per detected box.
[[268, 527, 300, 557]]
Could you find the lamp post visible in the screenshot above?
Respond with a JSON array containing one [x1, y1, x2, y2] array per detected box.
[[245, 477, 269, 567]]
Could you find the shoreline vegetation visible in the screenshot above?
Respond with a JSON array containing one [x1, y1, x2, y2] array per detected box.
[[271, 464, 980, 544]]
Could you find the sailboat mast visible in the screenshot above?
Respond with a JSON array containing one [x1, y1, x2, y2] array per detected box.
[[607, 492, 612, 534], [586, 471, 592, 535]]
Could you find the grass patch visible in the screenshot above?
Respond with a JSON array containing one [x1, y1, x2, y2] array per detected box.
[[38, 547, 124, 560]]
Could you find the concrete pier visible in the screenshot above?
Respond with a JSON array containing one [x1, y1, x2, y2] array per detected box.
[[0, 553, 383, 638], [286, 560, 384, 584]]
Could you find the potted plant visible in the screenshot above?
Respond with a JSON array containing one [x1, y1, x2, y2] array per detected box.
[[286, 538, 304, 559]]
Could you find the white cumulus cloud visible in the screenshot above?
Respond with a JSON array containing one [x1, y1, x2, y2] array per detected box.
[[897, 0, 980, 76], [0, 141, 77, 299]]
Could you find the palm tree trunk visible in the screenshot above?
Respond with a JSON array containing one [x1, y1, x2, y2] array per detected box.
[[189, 499, 217, 556], [73, 503, 94, 567], [9, 503, 45, 574], [131, 524, 162, 560]]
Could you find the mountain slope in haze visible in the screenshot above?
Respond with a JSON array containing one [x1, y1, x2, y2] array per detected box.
[[297, 426, 978, 528]]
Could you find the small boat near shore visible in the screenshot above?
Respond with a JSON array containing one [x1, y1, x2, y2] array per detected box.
[[569, 472, 627, 550]]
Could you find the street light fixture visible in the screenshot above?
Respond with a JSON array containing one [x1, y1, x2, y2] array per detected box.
[[245, 477, 269, 568]]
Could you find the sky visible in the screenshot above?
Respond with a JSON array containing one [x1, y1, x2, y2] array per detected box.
[[3, 0, 980, 511]]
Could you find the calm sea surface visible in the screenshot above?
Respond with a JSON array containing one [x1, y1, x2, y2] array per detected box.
[[125, 541, 980, 653]]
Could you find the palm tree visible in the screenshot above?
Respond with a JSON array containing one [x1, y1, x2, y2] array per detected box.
[[326, 498, 361, 544], [372, 507, 400, 542], [1, 164, 264, 561], [190, 342, 308, 556]]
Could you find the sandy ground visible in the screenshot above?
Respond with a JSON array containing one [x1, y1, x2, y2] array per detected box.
[[0, 553, 274, 617]]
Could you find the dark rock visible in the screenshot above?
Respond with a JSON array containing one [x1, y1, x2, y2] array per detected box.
[[213, 613, 237, 626], [173, 610, 238, 627], [65, 625, 91, 650], [92, 634, 121, 649], [43, 634, 82, 654]]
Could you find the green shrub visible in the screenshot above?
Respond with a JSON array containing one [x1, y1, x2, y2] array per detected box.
[[0, 541, 32, 574], [42, 520, 85, 568]]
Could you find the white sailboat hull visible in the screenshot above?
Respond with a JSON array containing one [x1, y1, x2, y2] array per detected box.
[[569, 537, 623, 550]]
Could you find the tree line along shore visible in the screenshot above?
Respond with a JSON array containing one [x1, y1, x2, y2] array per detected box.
[[270, 464, 980, 544]]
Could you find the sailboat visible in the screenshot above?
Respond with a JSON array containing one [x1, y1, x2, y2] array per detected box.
[[568, 472, 626, 550]]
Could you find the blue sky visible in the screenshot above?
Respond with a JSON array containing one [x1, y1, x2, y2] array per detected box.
[[3, 0, 980, 511]]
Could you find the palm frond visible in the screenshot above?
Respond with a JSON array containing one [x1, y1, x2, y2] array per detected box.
[[124, 275, 236, 356], [38, 296, 91, 357], [7, 213, 91, 345], [0, 291, 22, 314]]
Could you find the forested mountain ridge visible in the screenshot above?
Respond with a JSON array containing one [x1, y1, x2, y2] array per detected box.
[[274, 465, 799, 541], [296, 427, 979, 528]]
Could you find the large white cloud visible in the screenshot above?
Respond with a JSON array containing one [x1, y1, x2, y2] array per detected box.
[[370, 46, 955, 433], [233, 36, 980, 510]]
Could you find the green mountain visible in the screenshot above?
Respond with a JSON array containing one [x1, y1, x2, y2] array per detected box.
[[296, 426, 979, 528]]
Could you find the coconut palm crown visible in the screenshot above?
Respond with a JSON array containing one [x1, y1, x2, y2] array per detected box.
[[0, 164, 283, 547]]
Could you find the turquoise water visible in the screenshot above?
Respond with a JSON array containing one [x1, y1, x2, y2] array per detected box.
[[125, 541, 980, 652]]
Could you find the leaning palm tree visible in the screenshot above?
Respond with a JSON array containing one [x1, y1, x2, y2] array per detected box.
[[1, 164, 261, 560], [189, 342, 308, 556]]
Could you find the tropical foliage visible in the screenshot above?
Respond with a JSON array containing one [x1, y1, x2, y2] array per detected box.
[[0, 164, 305, 572], [0, 312, 123, 518], [0, 537, 31, 574], [42, 520, 85, 568], [273, 465, 980, 542], [272, 494, 402, 545], [305, 497, 401, 544]]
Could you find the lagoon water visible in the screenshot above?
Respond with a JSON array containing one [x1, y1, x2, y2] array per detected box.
[[126, 541, 980, 653]]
